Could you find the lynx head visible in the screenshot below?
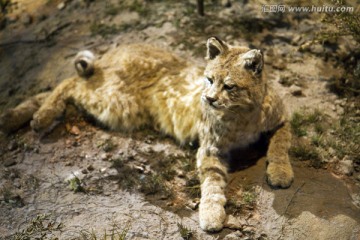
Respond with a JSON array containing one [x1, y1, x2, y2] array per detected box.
[[202, 37, 266, 114]]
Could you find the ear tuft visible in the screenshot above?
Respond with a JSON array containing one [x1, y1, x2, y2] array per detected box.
[[242, 49, 263, 74], [206, 37, 228, 60]]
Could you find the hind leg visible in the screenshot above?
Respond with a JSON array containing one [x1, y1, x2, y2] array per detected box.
[[0, 92, 50, 133]]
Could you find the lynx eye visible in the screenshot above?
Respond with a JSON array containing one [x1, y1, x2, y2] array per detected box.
[[206, 77, 214, 85], [224, 84, 235, 91]]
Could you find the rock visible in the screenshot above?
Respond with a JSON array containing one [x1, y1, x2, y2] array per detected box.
[[355, 174, 360, 182], [334, 99, 342, 105], [97, 45, 109, 54], [278, 75, 293, 86], [272, 59, 286, 70], [64, 161, 73, 166], [186, 199, 199, 210], [36, 14, 47, 23], [112, 11, 140, 26], [0, 16, 6, 30], [337, 157, 354, 176], [221, 0, 232, 8], [292, 35, 303, 45], [310, 44, 324, 54], [224, 230, 243, 239], [177, 43, 185, 50], [224, 215, 246, 230], [336, 106, 344, 115], [351, 194, 360, 208], [176, 170, 185, 178], [179, 16, 190, 27], [7, 14, 18, 24], [3, 158, 17, 167], [70, 126, 80, 135], [289, 85, 303, 96], [100, 133, 111, 140], [328, 147, 336, 156], [103, 168, 118, 177], [204, 25, 213, 34], [87, 165, 95, 171], [100, 153, 110, 161], [57, 2, 66, 10], [8, 140, 18, 151], [20, 12, 32, 26], [13, 179, 21, 188], [243, 225, 256, 233], [81, 169, 88, 174], [354, 60, 360, 77]]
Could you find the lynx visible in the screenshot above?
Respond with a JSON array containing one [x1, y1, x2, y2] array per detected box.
[[0, 37, 294, 232]]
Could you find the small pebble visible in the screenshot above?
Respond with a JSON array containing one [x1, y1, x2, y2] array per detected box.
[[8, 141, 18, 151], [3, 159, 17, 167], [70, 126, 80, 135], [186, 199, 199, 210], [87, 165, 95, 171], [57, 2, 66, 10], [289, 85, 303, 96], [100, 153, 110, 161], [20, 13, 32, 26], [337, 157, 354, 176]]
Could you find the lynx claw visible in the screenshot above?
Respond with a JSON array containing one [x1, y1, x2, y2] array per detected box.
[[266, 162, 294, 189]]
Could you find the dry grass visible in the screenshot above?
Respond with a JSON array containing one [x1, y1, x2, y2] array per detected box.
[[290, 107, 360, 170]]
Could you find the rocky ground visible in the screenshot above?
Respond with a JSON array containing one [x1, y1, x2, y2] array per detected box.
[[0, 0, 359, 239]]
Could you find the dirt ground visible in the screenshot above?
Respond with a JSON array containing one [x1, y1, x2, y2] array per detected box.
[[0, 0, 359, 239]]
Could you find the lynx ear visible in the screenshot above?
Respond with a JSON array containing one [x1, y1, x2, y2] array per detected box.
[[206, 37, 228, 60], [242, 49, 263, 74]]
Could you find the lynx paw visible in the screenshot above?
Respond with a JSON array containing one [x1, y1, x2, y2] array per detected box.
[[266, 162, 294, 188], [199, 200, 226, 232], [30, 111, 55, 132]]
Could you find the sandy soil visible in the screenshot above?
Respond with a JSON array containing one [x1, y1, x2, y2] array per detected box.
[[0, 0, 359, 239]]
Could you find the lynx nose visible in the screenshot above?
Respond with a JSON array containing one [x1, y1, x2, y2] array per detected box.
[[205, 96, 217, 104]]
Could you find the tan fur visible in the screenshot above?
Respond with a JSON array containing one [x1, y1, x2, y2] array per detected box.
[[0, 38, 294, 232]]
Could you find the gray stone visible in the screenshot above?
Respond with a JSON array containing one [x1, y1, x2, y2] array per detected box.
[[7, 14, 18, 24], [337, 157, 354, 176], [292, 35, 303, 45], [224, 215, 246, 230], [97, 45, 109, 54], [224, 230, 243, 239], [186, 199, 199, 210], [8, 140, 18, 151], [20, 13, 32, 26], [336, 106, 345, 115], [221, 0, 232, 8], [310, 44, 325, 54], [3, 158, 17, 167], [272, 59, 286, 70], [57, 2, 66, 10], [289, 85, 303, 96]]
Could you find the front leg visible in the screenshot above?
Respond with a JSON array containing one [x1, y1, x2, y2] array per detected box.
[[197, 147, 228, 232], [266, 122, 294, 188]]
